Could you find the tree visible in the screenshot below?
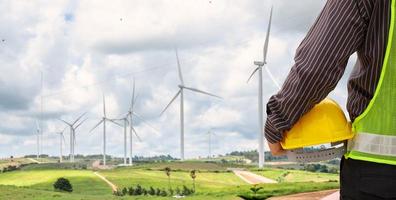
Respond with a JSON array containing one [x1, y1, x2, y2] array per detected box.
[[164, 167, 171, 190], [190, 169, 197, 192], [53, 177, 73, 192]]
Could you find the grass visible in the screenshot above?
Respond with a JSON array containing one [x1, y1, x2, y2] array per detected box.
[[0, 169, 111, 195], [253, 168, 339, 183], [132, 161, 229, 172], [237, 181, 339, 199], [0, 185, 132, 200], [0, 162, 340, 200], [100, 167, 246, 191]]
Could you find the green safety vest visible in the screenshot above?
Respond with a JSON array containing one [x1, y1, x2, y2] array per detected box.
[[345, 0, 396, 165]]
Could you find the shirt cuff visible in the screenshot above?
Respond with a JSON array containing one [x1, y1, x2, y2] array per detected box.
[[264, 118, 284, 144]]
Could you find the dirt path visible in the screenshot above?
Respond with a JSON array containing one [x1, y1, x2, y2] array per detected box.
[[94, 171, 118, 192], [233, 170, 277, 184], [268, 189, 339, 200], [27, 158, 41, 164]]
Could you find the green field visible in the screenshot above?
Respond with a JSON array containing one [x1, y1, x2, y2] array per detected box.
[[0, 169, 111, 195], [100, 167, 246, 198], [253, 168, 339, 183], [0, 161, 340, 200]]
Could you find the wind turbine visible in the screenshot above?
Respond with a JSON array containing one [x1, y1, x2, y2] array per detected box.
[[207, 130, 216, 159], [161, 48, 222, 161], [91, 94, 120, 166], [54, 128, 67, 163], [114, 79, 157, 165], [247, 7, 280, 169], [35, 120, 40, 159], [59, 113, 86, 162]]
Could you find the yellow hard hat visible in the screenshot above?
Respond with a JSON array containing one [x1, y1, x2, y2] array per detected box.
[[281, 98, 354, 150]]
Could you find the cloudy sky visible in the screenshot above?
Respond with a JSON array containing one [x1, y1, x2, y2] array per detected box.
[[0, 0, 357, 159]]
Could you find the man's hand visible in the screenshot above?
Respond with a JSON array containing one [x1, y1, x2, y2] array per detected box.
[[268, 142, 286, 156]]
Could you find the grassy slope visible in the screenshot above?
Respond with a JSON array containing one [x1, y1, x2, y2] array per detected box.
[[0, 182, 339, 200], [100, 167, 246, 191], [132, 161, 228, 171], [0, 169, 111, 195], [0, 158, 35, 170], [253, 168, 339, 182]]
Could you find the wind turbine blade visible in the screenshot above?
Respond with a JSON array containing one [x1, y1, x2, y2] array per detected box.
[[58, 118, 72, 126], [107, 119, 123, 127], [133, 94, 138, 109], [175, 48, 184, 85], [132, 127, 142, 142], [129, 79, 136, 111], [90, 119, 104, 132], [103, 94, 106, 117], [132, 112, 159, 133], [115, 112, 129, 119], [264, 66, 281, 89], [263, 6, 273, 63], [182, 86, 222, 99], [160, 89, 181, 116], [35, 120, 40, 132], [75, 118, 87, 130], [247, 67, 260, 83], [72, 112, 87, 126], [61, 133, 66, 145], [61, 126, 67, 133]]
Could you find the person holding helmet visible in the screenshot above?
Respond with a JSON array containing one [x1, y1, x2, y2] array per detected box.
[[265, 0, 396, 199]]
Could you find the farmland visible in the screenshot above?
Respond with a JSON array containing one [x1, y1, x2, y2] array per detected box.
[[0, 160, 340, 200]]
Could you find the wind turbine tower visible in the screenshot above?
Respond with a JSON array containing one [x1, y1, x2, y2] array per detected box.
[[35, 120, 40, 159], [247, 7, 280, 168], [207, 130, 215, 159]]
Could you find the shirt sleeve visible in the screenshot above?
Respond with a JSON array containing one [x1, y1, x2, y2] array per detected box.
[[265, 0, 370, 144]]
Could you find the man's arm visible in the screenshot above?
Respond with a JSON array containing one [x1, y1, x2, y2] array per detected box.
[[265, 0, 370, 155]]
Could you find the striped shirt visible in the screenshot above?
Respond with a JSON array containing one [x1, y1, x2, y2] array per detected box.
[[265, 0, 390, 143]]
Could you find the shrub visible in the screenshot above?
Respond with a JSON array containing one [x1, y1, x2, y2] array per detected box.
[[160, 189, 168, 196], [122, 187, 128, 196], [113, 190, 123, 196], [148, 186, 155, 195], [175, 187, 181, 195], [134, 184, 143, 195], [53, 177, 73, 192], [128, 187, 134, 195], [182, 185, 193, 195]]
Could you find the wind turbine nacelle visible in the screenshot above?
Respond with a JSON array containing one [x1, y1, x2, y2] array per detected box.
[[254, 61, 265, 66]]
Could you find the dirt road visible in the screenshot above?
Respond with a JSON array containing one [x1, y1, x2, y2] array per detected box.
[[233, 170, 277, 184], [94, 171, 118, 192], [27, 158, 41, 164]]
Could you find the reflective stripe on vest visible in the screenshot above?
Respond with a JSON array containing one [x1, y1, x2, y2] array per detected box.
[[346, 0, 396, 165], [348, 132, 396, 156]]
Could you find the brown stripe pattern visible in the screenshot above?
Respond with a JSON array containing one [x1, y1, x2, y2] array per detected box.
[[265, 0, 390, 144]]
